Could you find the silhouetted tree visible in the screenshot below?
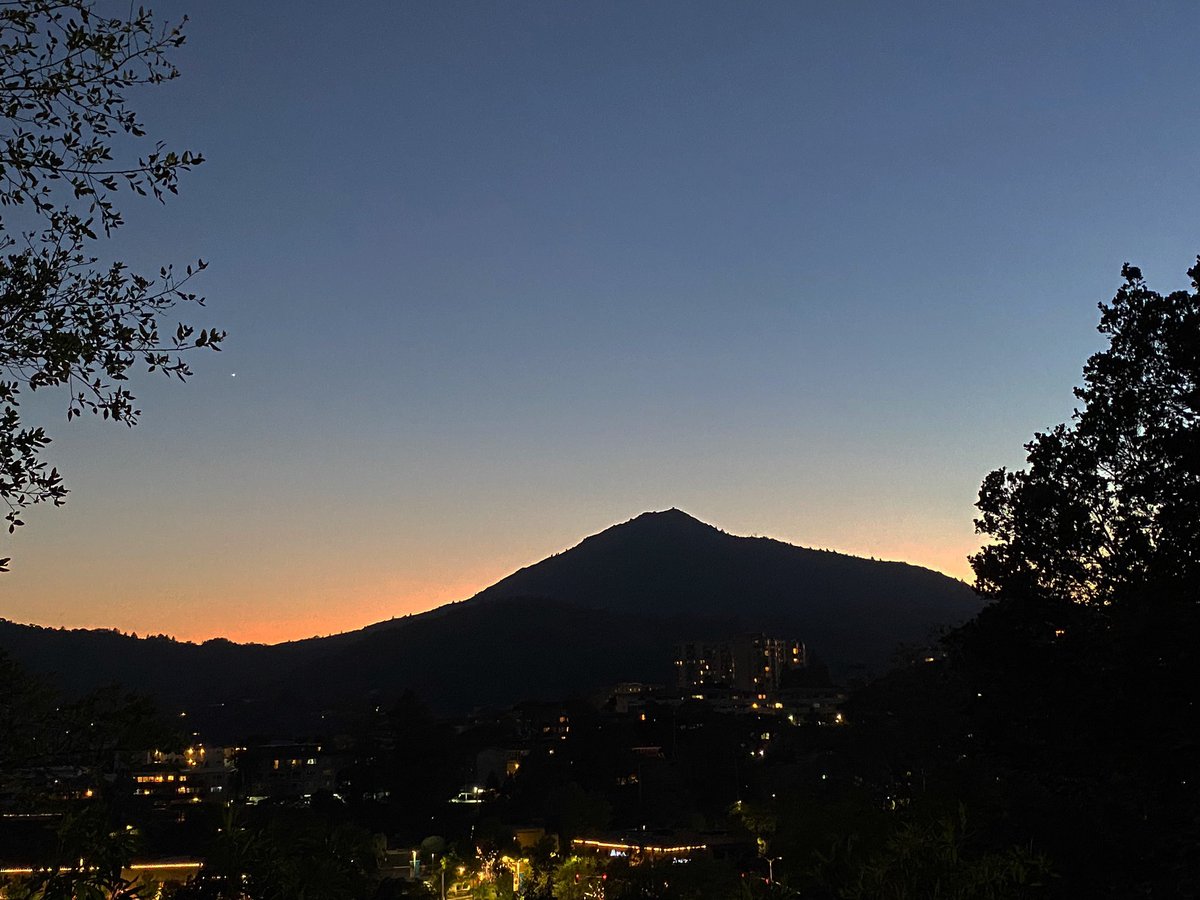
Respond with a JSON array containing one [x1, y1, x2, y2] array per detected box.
[[803, 807, 1051, 900], [0, 0, 222, 569], [971, 260, 1199, 612], [955, 257, 1200, 895], [169, 805, 380, 900], [0, 650, 177, 899]]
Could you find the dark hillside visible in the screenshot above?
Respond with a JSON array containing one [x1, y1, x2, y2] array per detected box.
[[468, 509, 979, 671], [0, 510, 981, 720]]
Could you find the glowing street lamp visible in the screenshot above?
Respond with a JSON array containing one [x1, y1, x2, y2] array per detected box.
[[765, 855, 781, 884]]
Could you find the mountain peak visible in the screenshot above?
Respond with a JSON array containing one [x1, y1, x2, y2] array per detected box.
[[633, 508, 700, 520], [577, 508, 725, 551], [622, 508, 716, 530], [467, 509, 980, 677]]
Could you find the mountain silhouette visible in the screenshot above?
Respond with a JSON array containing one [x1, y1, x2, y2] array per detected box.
[[465, 509, 976, 668], [0, 510, 981, 728]]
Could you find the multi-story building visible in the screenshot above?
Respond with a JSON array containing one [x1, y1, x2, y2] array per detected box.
[[238, 742, 338, 800], [732, 635, 807, 693], [674, 634, 806, 693], [130, 745, 236, 804], [674, 641, 737, 690], [609, 681, 664, 715]]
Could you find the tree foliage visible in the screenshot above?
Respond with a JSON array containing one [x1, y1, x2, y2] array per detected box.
[[804, 807, 1051, 900], [970, 260, 1200, 611], [955, 257, 1200, 895], [0, 0, 223, 569], [171, 806, 381, 900], [0, 649, 178, 900]]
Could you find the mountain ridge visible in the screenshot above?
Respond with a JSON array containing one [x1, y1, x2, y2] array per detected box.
[[0, 509, 982, 724]]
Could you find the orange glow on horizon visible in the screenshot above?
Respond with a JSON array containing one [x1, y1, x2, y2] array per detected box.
[[839, 540, 976, 585], [4, 520, 981, 645], [10, 564, 520, 647]]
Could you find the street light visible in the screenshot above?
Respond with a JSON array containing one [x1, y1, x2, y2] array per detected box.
[[765, 856, 781, 884]]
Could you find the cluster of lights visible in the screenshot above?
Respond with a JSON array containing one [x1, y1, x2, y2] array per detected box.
[[271, 757, 317, 770], [572, 839, 708, 855], [450, 785, 488, 805], [0, 862, 202, 876]]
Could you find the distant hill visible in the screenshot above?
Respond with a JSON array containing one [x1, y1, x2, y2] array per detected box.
[[0, 509, 982, 729]]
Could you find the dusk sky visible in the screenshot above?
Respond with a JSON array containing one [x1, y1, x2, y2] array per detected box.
[[3, 1, 1199, 643]]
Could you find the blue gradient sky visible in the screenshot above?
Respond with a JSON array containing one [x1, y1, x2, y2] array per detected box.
[[3, 1, 1199, 642]]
